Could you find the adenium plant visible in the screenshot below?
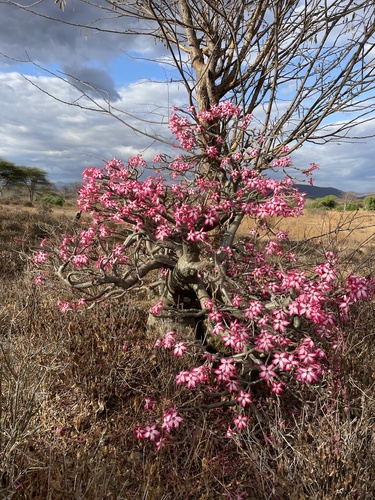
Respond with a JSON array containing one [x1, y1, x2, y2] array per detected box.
[[33, 102, 374, 448]]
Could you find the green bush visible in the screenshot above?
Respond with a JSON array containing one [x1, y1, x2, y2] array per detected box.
[[39, 196, 65, 207], [309, 195, 337, 209], [363, 196, 375, 210], [346, 203, 359, 211]]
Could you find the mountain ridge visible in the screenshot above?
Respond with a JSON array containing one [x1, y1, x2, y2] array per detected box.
[[295, 184, 357, 199]]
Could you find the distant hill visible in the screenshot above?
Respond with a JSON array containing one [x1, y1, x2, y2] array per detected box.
[[295, 184, 345, 199]]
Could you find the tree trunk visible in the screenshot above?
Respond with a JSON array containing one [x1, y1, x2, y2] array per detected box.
[[147, 241, 210, 335]]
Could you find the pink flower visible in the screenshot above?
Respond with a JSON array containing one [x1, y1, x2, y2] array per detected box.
[[314, 263, 336, 283], [72, 254, 89, 268], [163, 330, 176, 349], [236, 390, 253, 408], [226, 379, 239, 392], [212, 322, 224, 335], [272, 317, 290, 333], [143, 424, 160, 442], [208, 309, 222, 322], [276, 230, 288, 240], [296, 365, 320, 384], [272, 156, 292, 169], [169, 112, 195, 149], [220, 156, 231, 168], [244, 300, 263, 320], [231, 295, 243, 307], [247, 147, 259, 158], [255, 332, 276, 353], [226, 426, 235, 438], [155, 437, 168, 451], [57, 300, 71, 314], [128, 153, 146, 168], [176, 366, 209, 388], [173, 342, 187, 357], [98, 225, 110, 237], [231, 151, 242, 162], [288, 301, 300, 316], [346, 274, 372, 301], [83, 167, 104, 181], [144, 397, 156, 411], [204, 208, 219, 226], [155, 224, 172, 241], [186, 229, 207, 242], [297, 344, 317, 365], [135, 427, 145, 440], [239, 114, 253, 129], [205, 146, 218, 158], [34, 274, 43, 285], [33, 250, 49, 264], [215, 358, 236, 377], [259, 364, 276, 383], [271, 381, 285, 395], [233, 414, 248, 431], [162, 408, 183, 432], [272, 352, 296, 371], [150, 300, 164, 316], [175, 371, 189, 385], [204, 298, 214, 310]]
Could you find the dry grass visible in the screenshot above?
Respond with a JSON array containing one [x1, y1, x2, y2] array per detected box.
[[240, 209, 375, 277], [1, 201, 375, 499]]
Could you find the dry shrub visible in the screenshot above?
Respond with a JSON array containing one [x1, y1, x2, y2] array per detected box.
[[1, 209, 375, 498], [0, 203, 82, 281]]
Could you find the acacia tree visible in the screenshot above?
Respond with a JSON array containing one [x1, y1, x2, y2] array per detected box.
[[19, 166, 51, 201], [0, 159, 49, 198], [26, 1, 375, 443], [0, 158, 19, 196]]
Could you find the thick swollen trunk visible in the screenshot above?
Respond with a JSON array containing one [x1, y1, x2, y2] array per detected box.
[[147, 242, 210, 334]]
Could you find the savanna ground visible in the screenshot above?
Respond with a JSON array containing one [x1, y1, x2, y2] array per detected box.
[[1, 197, 375, 499]]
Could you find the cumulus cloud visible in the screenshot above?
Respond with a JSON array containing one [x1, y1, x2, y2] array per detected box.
[[0, 1, 166, 70], [63, 65, 122, 102], [0, 1, 180, 184], [2, 65, 375, 192], [0, 72, 186, 184], [292, 129, 375, 194]]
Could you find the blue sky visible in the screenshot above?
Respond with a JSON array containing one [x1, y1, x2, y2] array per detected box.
[[1, 1, 375, 193]]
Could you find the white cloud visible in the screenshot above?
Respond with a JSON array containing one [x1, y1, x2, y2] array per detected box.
[[292, 130, 375, 193], [0, 72, 187, 184], [2, 68, 375, 193]]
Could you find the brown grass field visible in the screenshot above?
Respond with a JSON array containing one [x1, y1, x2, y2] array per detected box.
[[1, 199, 375, 499], [241, 209, 375, 246]]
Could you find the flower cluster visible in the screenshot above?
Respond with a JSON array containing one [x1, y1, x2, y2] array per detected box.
[[135, 406, 183, 450], [153, 330, 188, 357]]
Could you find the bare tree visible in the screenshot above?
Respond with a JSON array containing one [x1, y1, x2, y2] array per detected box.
[[5, 0, 375, 165]]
